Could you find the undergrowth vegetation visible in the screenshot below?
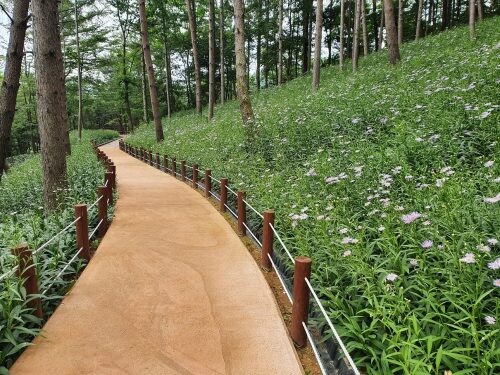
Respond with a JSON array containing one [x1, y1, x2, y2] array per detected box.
[[0, 129, 118, 371], [127, 19, 499, 374]]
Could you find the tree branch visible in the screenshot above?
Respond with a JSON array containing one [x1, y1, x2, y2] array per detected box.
[[0, 4, 14, 24]]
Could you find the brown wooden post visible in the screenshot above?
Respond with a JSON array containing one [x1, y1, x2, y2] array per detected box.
[[75, 204, 91, 261], [156, 153, 160, 169], [181, 161, 186, 181], [150, 151, 153, 166], [111, 166, 116, 190], [237, 190, 246, 235], [290, 256, 312, 348], [12, 245, 42, 319], [192, 164, 199, 188], [262, 210, 275, 270], [205, 169, 212, 197], [220, 178, 228, 212], [172, 158, 177, 176], [98, 186, 108, 237], [105, 172, 113, 202], [164, 155, 169, 173]]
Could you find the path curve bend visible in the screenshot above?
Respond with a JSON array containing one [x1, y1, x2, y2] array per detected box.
[[11, 141, 303, 375]]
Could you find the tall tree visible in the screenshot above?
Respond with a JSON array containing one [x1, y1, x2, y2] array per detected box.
[[353, 0, 361, 70], [74, 0, 84, 141], [233, 0, 255, 142], [208, 0, 216, 119], [220, 0, 225, 104], [469, 0, 475, 39], [0, 0, 30, 179], [383, 0, 400, 64], [32, 0, 69, 212], [138, 0, 164, 142], [111, 0, 135, 131], [339, 0, 345, 69], [312, 0, 323, 90], [140, 49, 149, 123], [415, 0, 424, 40], [361, 0, 368, 56], [277, 0, 283, 85], [477, 0, 483, 21], [372, 0, 379, 50], [302, 0, 312, 72], [186, 0, 202, 114], [398, 0, 403, 46]]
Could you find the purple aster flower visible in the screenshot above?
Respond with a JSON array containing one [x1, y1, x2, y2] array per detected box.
[[488, 258, 500, 270], [401, 211, 422, 224], [459, 253, 476, 264], [485, 316, 496, 325], [385, 273, 398, 282], [421, 240, 433, 249]]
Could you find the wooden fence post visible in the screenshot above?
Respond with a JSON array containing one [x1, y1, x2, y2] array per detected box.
[[220, 178, 228, 212], [237, 190, 246, 235], [192, 164, 198, 189], [98, 186, 108, 237], [156, 153, 160, 169], [164, 155, 169, 173], [261, 210, 275, 270], [107, 164, 116, 190], [205, 169, 212, 198], [172, 158, 177, 176], [75, 204, 91, 261], [290, 256, 312, 348], [105, 172, 113, 202], [12, 244, 43, 319], [181, 161, 186, 181]]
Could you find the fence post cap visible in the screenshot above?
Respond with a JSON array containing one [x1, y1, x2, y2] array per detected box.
[[75, 203, 87, 209], [264, 209, 275, 214], [295, 256, 311, 265]]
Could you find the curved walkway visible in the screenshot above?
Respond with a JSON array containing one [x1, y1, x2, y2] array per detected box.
[[11, 141, 303, 375]]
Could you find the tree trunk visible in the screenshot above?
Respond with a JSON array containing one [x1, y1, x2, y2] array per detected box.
[[477, 0, 483, 21], [32, 0, 69, 213], [277, 0, 283, 85], [256, 1, 262, 90], [383, 0, 400, 64], [220, 0, 225, 104], [186, 0, 202, 114], [208, 0, 216, 119], [302, 0, 311, 72], [163, 41, 172, 118], [138, 0, 164, 142], [469, 0, 475, 38], [233, 0, 255, 141], [312, 0, 323, 90], [339, 0, 345, 69], [74, 0, 84, 141], [361, 0, 368, 56], [122, 30, 134, 131], [379, 1, 385, 48], [140, 49, 149, 123], [353, 0, 361, 70], [455, 0, 461, 22], [416, 0, 424, 40], [398, 0, 403, 46], [0, 0, 30, 180], [372, 0, 379, 50]]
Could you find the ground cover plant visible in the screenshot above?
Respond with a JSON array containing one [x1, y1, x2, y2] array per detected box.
[[0, 129, 118, 371], [126, 19, 499, 374]]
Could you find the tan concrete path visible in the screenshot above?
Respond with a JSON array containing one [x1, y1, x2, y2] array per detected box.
[[11, 141, 303, 375]]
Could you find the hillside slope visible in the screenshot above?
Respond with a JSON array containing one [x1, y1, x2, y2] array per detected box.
[[128, 19, 500, 374]]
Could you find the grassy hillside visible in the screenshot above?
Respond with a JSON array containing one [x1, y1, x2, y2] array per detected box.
[[127, 19, 499, 374]]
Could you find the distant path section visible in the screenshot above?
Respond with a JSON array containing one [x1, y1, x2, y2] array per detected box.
[[11, 140, 303, 375]]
